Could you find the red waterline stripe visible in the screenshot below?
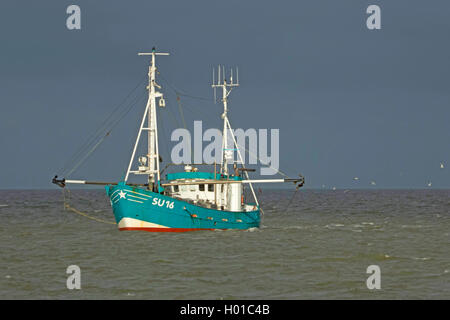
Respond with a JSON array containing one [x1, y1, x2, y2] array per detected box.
[[119, 227, 215, 233]]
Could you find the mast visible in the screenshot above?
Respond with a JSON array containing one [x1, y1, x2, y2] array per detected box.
[[212, 66, 239, 176], [211, 66, 260, 207], [125, 47, 169, 191]]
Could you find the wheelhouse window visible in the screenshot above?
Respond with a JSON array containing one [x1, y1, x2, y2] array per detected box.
[[173, 185, 179, 192], [199, 184, 205, 191], [208, 184, 214, 192]]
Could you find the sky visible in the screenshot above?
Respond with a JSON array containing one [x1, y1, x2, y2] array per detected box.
[[0, 0, 449, 189]]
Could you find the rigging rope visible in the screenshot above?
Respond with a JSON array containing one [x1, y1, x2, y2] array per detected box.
[[59, 74, 147, 176], [158, 72, 213, 102], [164, 96, 181, 128], [65, 132, 110, 177], [232, 140, 290, 178], [64, 92, 147, 177], [176, 96, 187, 130]]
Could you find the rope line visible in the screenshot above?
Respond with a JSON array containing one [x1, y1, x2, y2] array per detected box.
[[64, 203, 117, 225], [62, 188, 116, 225], [283, 188, 300, 213]]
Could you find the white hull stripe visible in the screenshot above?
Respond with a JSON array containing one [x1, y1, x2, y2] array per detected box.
[[118, 217, 169, 229], [110, 189, 121, 198], [127, 198, 143, 204], [127, 190, 153, 198], [127, 194, 148, 201]]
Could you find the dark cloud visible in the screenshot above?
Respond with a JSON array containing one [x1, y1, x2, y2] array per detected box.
[[0, 0, 449, 189]]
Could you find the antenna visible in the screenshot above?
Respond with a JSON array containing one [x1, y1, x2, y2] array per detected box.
[[211, 65, 239, 88], [211, 64, 240, 104], [211, 65, 239, 87], [213, 67, 216, 103], [212, 65, 239, 102]]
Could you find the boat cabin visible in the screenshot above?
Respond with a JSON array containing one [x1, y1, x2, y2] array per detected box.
[[163, 166, 248, 212]]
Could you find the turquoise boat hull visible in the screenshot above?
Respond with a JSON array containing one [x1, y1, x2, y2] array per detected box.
[[105, 182, 260, 232]]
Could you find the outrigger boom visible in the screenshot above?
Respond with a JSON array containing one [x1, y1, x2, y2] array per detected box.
[[52, 175, 305, 189], [52, 176, 148, 188]]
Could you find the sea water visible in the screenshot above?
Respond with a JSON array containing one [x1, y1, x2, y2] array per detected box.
[[0, 189, 448, 299]]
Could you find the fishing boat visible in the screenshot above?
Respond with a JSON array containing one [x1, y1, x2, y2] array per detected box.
[[52, 48, 304, 232]]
